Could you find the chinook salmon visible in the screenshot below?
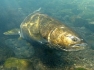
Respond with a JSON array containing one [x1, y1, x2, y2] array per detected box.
[[4, 13, 87, 51], [19, 13, 87, 51]]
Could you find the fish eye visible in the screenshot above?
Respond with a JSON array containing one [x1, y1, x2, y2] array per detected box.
[[69, 36, 79, 42], [66, 35, 80, 42], [72, 37, 78, 42]]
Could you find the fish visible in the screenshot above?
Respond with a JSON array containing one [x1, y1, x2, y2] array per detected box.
[[4, 13, 87, 51], [19, 13, 87, 51]]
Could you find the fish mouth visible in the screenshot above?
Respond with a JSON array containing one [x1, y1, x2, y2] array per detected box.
[[64, 43, 87, 51], [70, 43, 87, 51]]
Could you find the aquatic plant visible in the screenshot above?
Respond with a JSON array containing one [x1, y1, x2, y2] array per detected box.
[[75, 67, 87, 70], [4, 57, 32, 70]]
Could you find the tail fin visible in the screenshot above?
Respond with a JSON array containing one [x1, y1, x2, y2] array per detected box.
[[3, 28, 20, 35]]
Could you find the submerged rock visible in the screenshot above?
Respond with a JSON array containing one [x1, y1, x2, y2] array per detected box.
[[5, 38, 34, 58]]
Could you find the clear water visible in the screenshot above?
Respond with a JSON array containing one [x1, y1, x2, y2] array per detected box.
[[0, 0, 94, 70]]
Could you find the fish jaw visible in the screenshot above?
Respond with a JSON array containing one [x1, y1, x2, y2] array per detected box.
[[63, 43, 87, 51]]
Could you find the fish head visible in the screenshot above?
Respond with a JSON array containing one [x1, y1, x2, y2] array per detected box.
[[62, 34, 87, 51], [49, 27, 87, 51]]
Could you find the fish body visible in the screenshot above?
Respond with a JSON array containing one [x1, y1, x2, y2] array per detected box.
[[20, 13, 87, 51]]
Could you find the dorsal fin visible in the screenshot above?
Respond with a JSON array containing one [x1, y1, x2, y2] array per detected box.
[[33, 7, 41, 14]]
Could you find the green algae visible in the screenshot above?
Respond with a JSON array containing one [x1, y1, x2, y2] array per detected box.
[[75, 67, 87, 70], [4, 57, 33, 70]]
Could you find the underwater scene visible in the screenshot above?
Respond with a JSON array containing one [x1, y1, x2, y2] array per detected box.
[[0, 0, 94, 70]]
